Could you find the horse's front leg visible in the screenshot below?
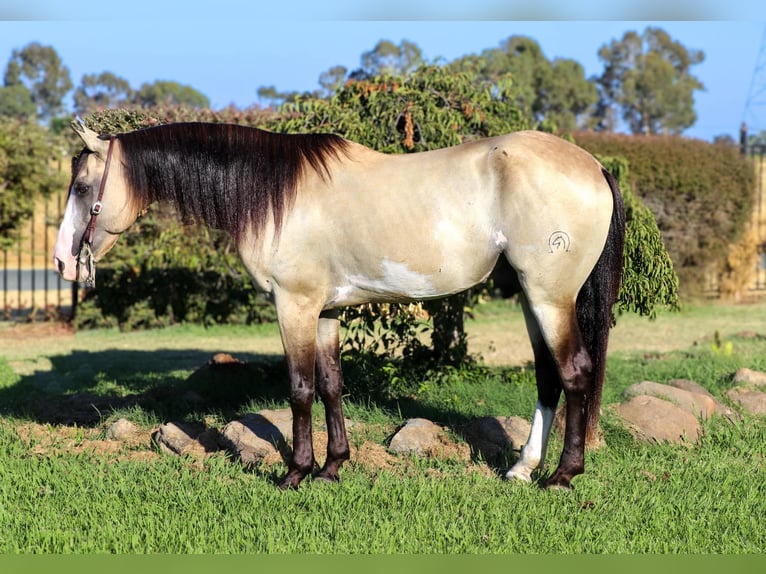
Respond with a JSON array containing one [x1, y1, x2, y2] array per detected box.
[[314, 311, 350, 482], [275, 294, 321, 489]]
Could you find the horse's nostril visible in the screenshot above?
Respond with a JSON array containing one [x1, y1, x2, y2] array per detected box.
[[55, 258, 65, 274]]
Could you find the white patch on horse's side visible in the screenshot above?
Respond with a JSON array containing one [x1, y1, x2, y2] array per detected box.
[[505, 400, 556, 482], [349, 259, 437, 298]]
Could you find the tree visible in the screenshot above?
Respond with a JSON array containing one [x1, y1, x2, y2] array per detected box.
[[74, 71, 133, 114], [3, 42, 72, 122], [447, 36, 598, 133], [0, 117, 66, 248], [134, 80, 210, 108], [352, 39, 424, 79], [318, 65, 348, 98], [0, 84, 36, 118], [595, 27, 704, 135]]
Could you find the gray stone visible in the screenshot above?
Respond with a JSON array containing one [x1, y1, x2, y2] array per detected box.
[[462, 416, 530, 462], [388, 418, 443, 456], [613, 395, 701, 444], [725, 388, 766, 416], [107, 418, 138, 441], [733, 368, 766, 388], [220, 411, 291, 465], [668, 379, 741, 422], [624, 381, 715, 419], [153, 422, 207, 455]]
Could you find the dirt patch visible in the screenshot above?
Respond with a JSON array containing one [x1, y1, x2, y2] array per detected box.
[[15, 421, 160, 463], [11, 417, 492, 480]]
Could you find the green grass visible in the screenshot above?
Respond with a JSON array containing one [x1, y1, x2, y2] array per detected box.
[[0, 308, 765, 553]]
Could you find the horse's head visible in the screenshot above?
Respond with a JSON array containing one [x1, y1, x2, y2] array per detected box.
[[53, 121, 141, 286]]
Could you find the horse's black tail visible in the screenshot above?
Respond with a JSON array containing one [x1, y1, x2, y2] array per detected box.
[[576, 168, 626, 445]]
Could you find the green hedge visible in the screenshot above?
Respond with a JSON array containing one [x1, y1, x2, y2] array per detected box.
[[575, 132, 755, 297]]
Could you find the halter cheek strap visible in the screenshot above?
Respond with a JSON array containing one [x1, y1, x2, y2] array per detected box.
[[82, 137, 115, 246], [78, 136, 115, 287]]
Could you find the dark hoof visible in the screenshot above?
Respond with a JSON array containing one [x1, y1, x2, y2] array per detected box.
[[544, 474, 573, 490], [314, 470, 341, 484], [278, 471, 307, 490]]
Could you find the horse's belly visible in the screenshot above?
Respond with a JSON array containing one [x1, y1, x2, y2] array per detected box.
[[325, 252, 498, 309]]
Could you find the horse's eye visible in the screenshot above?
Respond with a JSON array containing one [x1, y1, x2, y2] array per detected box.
[[74, 182, 90, 196]]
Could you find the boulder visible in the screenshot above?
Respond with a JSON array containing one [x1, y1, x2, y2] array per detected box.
[[668, 378, 741, 422], [220, 410, 292, 465], [624, 381, 715, 419], [613, 395, 701, 444], [107, 418, 139, 442], [725, 388, 766, 416], [733, 368, 766, 388], [461, 415, 530, 462], [388, 418, 444, 456], [153, 422, 218, 456]]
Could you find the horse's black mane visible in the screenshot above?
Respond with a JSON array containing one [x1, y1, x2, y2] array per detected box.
[[115, 122, 349, 241]]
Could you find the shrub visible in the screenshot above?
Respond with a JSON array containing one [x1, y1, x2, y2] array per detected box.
[[575, 132, 755, 297]]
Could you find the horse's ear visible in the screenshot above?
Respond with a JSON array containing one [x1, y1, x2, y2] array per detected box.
[[71, 119, 109, 159]]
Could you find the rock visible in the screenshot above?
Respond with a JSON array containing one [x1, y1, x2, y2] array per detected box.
[[388, 418, 444, 456], [209, 352, 245, 366], [613, 395, 701, 444], [733, 368, 766, 388], [668, 379, 741, 422], [462, 416, 530, 462], [107, 418, 138, 441], [624, 381, 715, 419], [153, 422, 210, 456], [725, 388, 766, 416], [220, 410, 292, 465]]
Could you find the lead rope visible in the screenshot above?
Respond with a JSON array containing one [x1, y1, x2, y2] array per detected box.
[[77, 136, 116, 288]]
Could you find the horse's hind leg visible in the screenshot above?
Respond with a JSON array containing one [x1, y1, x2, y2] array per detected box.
[[505, 295, 561, 483], [314, 311, 350, 482], [507, 297, 593, 489]]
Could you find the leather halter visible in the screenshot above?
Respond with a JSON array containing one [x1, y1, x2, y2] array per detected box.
[[77, 136, 115, 287]]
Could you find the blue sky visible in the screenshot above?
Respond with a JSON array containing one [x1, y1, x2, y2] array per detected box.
[[1, 2, 766, 141]]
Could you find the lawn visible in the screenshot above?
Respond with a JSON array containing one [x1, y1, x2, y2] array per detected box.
[[0, 300, 765, 553]]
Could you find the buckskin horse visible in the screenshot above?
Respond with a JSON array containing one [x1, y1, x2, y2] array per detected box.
[[54, 120, 625, 490]]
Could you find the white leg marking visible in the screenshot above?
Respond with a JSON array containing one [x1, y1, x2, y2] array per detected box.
[[505, 401, 556, 482]]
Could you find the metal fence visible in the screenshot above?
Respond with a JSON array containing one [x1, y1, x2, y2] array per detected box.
[[1, 193, 75, 321]]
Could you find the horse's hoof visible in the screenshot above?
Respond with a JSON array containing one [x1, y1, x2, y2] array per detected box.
[[314, 471, 340, 484], [543, 475, 573, 491], [278, 471, 306, 490], [504, 467, 533, 483]]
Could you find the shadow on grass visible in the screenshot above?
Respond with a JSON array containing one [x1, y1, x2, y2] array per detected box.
[[1, 346, 534, 472], [0, 348, 288, 425]]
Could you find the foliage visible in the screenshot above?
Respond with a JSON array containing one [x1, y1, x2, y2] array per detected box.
[[595, 26, 704, 134], [0, 117, 66, 249], [576, 131, 755, 298], [355, 39, 425, 79], [3, 42, 72, 122], [0, 84, 35, 118], [447, 35, 599, 133], [133, 80, 210, 109], [73, 71, 133, 114], [599, 156, 680, 317]]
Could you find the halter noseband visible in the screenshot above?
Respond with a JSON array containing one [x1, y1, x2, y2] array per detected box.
[[77, 136, 115, 288]]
